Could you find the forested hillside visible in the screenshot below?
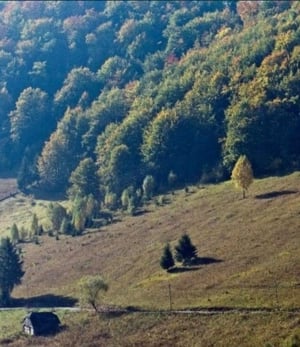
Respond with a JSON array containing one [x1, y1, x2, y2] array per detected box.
[[0, 0, 299, 203]]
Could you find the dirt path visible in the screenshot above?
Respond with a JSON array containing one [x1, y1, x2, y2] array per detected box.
[[1, 306, 299, 316]]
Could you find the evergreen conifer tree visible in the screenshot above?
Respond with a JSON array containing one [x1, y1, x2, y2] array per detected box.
[[160, 243, 175, 271], [175, 234, 198, 265], [0, 238, 24, 306]]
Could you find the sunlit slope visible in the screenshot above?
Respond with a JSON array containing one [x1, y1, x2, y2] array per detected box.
[[11, 172, 300, 310]]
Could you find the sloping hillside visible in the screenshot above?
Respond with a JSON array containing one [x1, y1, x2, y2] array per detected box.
[[0, 173, 298, 346], [11, 172, 300, 310]]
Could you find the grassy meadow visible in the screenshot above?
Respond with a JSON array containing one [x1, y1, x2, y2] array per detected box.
[[0, 173, 299, 346], [1, 310, 299, 347]]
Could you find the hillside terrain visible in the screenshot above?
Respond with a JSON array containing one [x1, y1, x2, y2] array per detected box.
[[0, 1, 299, 346], [0, 172, 299, 346]]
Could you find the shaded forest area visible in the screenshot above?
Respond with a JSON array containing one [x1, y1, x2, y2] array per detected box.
[[0, 1, 299, 204]]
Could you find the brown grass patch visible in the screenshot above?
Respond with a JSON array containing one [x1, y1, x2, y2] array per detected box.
[[1, 173, 300, 345]]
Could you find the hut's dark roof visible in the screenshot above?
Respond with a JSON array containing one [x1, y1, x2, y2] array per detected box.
[[24, 312, 60, 333]]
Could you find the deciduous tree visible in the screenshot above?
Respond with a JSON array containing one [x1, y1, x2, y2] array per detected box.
[[68, 158, 99, 199], [78, 275, 108, 313], [231, 155, 254, 198]]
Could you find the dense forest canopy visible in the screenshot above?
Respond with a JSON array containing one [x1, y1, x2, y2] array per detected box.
[[0, 0, 299, 202]]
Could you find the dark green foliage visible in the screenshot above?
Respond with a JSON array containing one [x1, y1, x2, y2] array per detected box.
[[175, 234, 198, 265], [0, 1, 298, 198], [104, 191, 118, 211], [59, 217, 73, 235], [9, 88, 51, 149], [38, 107, 90, 192], [48, 203, 67, 232], [70, 194, 99, 234], [68, 158, 99, 199], [30, 213, 39, 236], [10, 224, 19, 244], [127, 195, 138, 216], [17, 148, 39, 191], [160, 244, 175, 271], [0, 238, 24, 306]]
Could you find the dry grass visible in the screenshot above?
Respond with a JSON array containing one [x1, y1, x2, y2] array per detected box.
[[0, 173, 300, 345], [2, 310, 300, 347]]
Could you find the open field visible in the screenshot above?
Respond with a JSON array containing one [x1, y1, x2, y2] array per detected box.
[[0, 172, 299, 345], [1, 310, 300, 347]]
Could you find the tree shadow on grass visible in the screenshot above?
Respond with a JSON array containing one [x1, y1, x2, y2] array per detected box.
[[255, 190, 297, 200], [192, 257, 223, 266], [168, 257, 222, 273], [168, 266, 200, 273], [11, 294, 78, 308]]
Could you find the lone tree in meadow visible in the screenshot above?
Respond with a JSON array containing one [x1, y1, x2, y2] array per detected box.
[[0, 238, 24, 306], [231, 155, 254, 198], [160, 243, 175, 271], [175, 234, 198, 266], [78, 275, 108, 313]]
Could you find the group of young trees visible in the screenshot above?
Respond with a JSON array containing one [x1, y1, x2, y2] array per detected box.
[[160, 234, 198, 271], [10, 213, 43, 245]]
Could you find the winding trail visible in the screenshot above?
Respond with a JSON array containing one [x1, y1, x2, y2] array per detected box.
[[1, 306, 299, 316]]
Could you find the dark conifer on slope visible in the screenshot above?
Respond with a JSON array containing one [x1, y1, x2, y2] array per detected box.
[[175, 234, 197, 266], [160, 243, 175, 271]]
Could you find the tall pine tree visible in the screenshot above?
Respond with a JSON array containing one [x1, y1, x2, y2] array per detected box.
[[175, 234, 198, 265], [0, 238, 24, 306], [160, 243, 175, 271]]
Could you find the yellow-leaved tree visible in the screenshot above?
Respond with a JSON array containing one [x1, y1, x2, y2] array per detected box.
[[231, 155, 254, 198]]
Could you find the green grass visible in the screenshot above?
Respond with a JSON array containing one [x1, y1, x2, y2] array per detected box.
[[0, 310, 26, 340], [0, 173, 300, 345], [2, 310, 300, 347]]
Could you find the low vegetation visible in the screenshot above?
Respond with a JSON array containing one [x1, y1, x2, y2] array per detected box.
[[0, 172, 299, 345], [1, 310, 299, 347]]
